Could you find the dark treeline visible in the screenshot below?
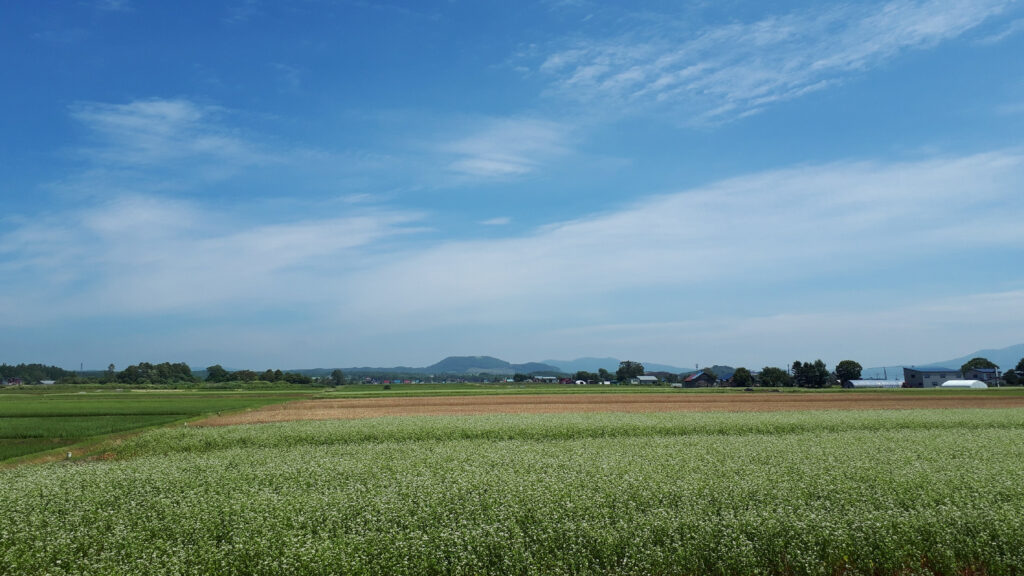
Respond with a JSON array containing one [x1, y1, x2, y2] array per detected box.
[[203, 364, 314, 386], [113, 362, 195, 385], [0, 363, 75, 382], [4, 356, 1023, 388], [0, 362, 322, 387]]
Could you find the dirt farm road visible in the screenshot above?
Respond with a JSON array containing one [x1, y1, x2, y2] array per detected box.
[[196, 392, 1024, 426]]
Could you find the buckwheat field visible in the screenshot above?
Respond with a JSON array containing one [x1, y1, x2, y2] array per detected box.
[[2, 409, 1023, 575]]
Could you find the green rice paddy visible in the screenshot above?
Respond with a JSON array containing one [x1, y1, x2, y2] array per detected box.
[[0, 391, 308, 463]]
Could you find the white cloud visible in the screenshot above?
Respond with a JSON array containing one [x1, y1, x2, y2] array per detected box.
[[537, 290, 1024, 369], [995, 101, 1024, 115], [480, 217, 512, 226], [443, 117, 572, 179], [342, 150, 1024, 325], [4, 150, 1023, 368], [62, 97, 402, 201], [0, 195, 423, 324], [69, 99, 269, 169], [977, 17, 1024, 43], [536, 0, 1014, 122], [96, 0, 133, 12]]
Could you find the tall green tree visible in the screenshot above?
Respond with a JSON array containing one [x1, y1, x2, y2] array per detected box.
[[616, 361, 645, 382], [961, 357, 998, 373], [231, 369, 258, 382], [759, 367, 792, 387], [733, 367, 753, 387], [793, 360, 830, 388], [835, 360, 862, 384], [330, 369, 346, 387], [206, 365, 230, 383], [1016, 358, 1024, 374], [282, 372, 312, 385], [810, 359, 831, 388], [791, 361, 803, 385], [1003, 370, 1020, 386]]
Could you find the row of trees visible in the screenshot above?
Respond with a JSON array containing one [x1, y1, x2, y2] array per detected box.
[[570, 368, 617, 383], [560, 360, 854, 388], [0, 363, 75, 382], [1, 362, 337, 387], [6, 356, 1024, 387], [731, 360, 849, 388], [960, 357, 1024, 386], [205, 365, 349, 386], [204, 365, 321, 385], [112, 362, 195, 385]]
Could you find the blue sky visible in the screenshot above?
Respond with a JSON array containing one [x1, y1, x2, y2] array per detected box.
[[2, 0, 1024, 371]]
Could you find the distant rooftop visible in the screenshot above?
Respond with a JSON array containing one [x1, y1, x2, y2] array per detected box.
[[905, 367, 958, 373]]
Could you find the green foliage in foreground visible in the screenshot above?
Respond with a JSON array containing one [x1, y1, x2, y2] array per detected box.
[[2, 409, 1024, 575]]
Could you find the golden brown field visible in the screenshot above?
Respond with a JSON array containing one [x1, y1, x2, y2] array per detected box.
[[196, 391, 1024, 425]]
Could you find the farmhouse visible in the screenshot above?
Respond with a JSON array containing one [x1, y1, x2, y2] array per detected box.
[[902, 367, 959, 388], [636, 375, 659, 385], [683, 372, 716, 387], [963, 368, 998, 383]]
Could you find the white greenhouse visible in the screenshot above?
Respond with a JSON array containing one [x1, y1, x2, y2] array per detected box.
[[939, 380, 989, 389], [846, 380, 904, 389]]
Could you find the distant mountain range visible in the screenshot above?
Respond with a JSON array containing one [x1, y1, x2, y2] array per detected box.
[[329, 356, 695, 376], [862, 343, 1024, 378], [542, 357, 692, 374], [334, 356, 563, 376], [287, 343, 1024, 378]]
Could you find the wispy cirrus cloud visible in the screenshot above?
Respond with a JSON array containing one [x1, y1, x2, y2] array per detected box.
[[480, 217, 512, 226], [95, 0, 133, 12], [442, 117, 572, 180], [343, 149, 1024, 326], [70, 99, 269, 169], [535, 0, 1016, 123], [538, 290, 1024, 369], [69, 100, 573, 195], [63, 97, 407, 199], [0, 194, 423, 325], [3, 149, 1022, 367], [977, 17, 1024, 43]]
